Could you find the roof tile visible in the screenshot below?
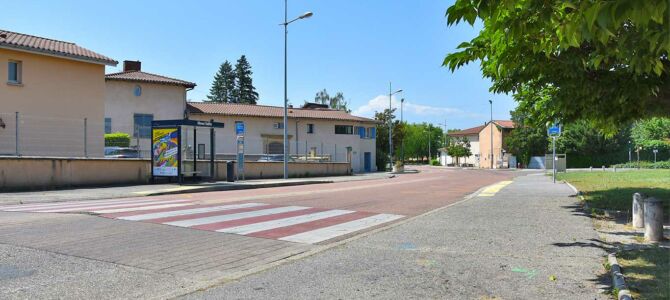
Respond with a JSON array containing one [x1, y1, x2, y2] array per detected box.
[[187, 102, 376, 123], [106, 71, 196, 88]]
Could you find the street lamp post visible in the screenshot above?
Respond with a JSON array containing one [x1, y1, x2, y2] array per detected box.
[[281, 1, 312, 179], [400, 98, 405, 164], [388, 82, 403, 170], [427, 124, 432, 161], [489, 99, 493, 169]]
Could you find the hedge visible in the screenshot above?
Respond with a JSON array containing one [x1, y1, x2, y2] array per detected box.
[[613, 160, 670, 169], [565, 149, 670, 168], [104, 132, 130, 147]]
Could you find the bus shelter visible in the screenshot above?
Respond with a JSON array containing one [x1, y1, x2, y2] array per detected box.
[[151, 119, 225, 184]]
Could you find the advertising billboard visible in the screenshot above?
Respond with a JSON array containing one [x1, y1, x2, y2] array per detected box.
[[152, 128, 179, 176]]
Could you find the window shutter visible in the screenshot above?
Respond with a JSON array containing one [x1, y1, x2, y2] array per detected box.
[[370, 127, 376, 139], [358, 126, 366, 138]]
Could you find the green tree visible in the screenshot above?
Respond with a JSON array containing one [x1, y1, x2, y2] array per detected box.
[[207, 61, 235, 103], [313, 89, 351, 112], [631, 117, 670, 152], [233, 55, 258, 104], [554, 120, 631, 167], [505, 109, 548, 166], [443, 0, 670, 131], [374, 108, 403, 170], [447, 140, 472, 166], [399, 123, 443, 162]]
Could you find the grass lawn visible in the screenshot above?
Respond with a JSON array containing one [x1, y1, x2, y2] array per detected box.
[[557, 170, 670, 217], [617, 247, 670, 299]]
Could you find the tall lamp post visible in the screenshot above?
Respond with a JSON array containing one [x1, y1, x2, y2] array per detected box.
[[488, 99, 493, 169], [281, 1, 313, 179], [388, 82, 403, 170], [400, 98, 405, 164]]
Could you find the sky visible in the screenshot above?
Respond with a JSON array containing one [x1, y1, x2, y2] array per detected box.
[[1, 0, 516, 129]]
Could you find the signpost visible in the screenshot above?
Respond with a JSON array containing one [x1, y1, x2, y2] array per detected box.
[[235, 122, 245, 180], [548, 124, 561, 183], [653, 148, 658, 163]]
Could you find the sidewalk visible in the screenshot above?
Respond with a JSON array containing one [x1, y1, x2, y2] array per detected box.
[[186, 173, 610, 299], [0, 172, 393, 205]]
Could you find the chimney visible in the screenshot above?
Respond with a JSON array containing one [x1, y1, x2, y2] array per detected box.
[[123, 60, 141, 72]]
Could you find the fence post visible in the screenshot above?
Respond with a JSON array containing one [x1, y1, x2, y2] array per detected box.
[[84, 118, 88, 157], [15, 112, 19, 156]]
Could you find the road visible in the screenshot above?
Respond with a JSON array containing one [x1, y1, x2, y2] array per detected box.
[[1, 167, 606, 300]]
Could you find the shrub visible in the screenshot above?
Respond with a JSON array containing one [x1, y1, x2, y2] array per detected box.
[[613, 160, 670, 169], [105, 132, 130, 147], [430, 159, 440, 166]]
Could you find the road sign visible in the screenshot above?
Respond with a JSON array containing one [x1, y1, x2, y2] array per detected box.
[[548, 125, 561, 136], [237, 136, 245, 180], [235, 122, 245, 136]]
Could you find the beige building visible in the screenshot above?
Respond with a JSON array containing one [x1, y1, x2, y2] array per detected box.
[[0, 29, 117, 156], [104, 60, 195, 156], [187, 102, 378, 173], [440, 120, 515, 168]]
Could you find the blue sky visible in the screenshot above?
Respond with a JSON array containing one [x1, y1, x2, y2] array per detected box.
[[2, 0, 516, 129]]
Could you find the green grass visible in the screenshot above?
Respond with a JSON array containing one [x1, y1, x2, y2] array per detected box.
[[617, 247, 670, 299], [557, 170, 670, 217]]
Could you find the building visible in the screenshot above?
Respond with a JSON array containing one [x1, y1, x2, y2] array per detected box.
[[439, 120, 515, 168], [186, 102, 378, 173], [104, 60, 195, 155], [0, 29, 117, 156]]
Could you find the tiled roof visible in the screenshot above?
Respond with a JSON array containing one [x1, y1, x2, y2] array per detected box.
[[105, 71, 196, 88], [0, 29, 117, 66], [449, 125, 486, 136], [493, 120, 515, 128], [187, 102, 377, 123]]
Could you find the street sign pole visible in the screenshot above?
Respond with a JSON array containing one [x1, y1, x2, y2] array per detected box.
[[552, 136, 556, 184]]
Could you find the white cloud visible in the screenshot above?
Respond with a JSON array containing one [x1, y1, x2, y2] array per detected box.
[[354, 95, 481, 119]]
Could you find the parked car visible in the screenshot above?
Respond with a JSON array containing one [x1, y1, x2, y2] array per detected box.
[[256, 154, 294, 162], [105, 147, 140, 158]]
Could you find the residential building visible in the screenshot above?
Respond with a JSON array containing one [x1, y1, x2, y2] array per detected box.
[[104, 61, 195, 155], [186, 102, 378, 173], [440, 120, 515, 168], [0, 29, 117, 156]]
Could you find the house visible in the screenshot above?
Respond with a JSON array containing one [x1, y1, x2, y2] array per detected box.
[[0, 29, 117, 156], [439, 120, 515, 168], [186, 102, 378, 173], [104, 60, 195, 156]]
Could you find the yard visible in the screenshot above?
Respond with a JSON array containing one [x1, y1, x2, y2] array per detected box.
[[617, 247, 670, 299], [557, 170, 670, 217]]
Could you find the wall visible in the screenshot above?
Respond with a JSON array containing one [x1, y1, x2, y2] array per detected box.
[[188, 114, 376, 173], [0, 156, 350, 191], [105, 81, 186, 152], [478, 122, 504, 169], [0, 48, 107, 156]]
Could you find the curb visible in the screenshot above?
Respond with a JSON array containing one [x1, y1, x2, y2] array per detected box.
[[608, 253, 633, 300], [144, 180, 331, 196]]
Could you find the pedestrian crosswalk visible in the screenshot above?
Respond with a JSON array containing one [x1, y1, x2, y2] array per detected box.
[[0, 199, 403, 244]]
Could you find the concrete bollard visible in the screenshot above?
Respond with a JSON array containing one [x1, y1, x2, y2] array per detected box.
[[602, 166, 606, 171], [643, 197, 664, 242], [632, 193, 645, 228]]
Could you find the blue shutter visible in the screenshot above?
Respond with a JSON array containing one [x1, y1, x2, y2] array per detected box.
[[370, 127, 376, 139], [358, 126, 366, 138]]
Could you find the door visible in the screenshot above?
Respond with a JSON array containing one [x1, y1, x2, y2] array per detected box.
[[364, 152, 372, 172]]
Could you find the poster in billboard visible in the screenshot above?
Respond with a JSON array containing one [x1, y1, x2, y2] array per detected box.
[[152, 128, 179, 176]]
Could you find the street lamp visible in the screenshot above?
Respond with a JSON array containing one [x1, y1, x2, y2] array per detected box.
[[488, 99, 493, 169], [388, 82, 403, 170], [281, 1, 313, 179], [426, 124, 432, 161], [400, 98, 405, 164]]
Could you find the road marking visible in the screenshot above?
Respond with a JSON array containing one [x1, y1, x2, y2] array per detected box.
[[163, 206, 311, 227], [117, 203, 265, 221], [217, 210, 354, 235], [92, 203, 193, 214], [478, 181, 513, 197], [0, 197, 183, 211], [279, 213, 404, 244], [34, 199, 193, 213]]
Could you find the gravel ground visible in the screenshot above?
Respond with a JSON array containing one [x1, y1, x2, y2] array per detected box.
[[184, 173, 609, 299]]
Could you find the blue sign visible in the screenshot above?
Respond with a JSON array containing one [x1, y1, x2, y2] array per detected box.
[[548, 125, 561, 136], [235, 122, 245, 136]]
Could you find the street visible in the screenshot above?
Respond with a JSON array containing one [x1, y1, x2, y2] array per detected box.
[[0, 167, 607, 299]]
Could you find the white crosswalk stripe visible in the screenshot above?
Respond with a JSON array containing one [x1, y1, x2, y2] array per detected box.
[[36, 199, 192, 213], [218, 210, 354, 235], [163, 206, 311, 227], [118, 203, 266, 221], [92, 203, 193, 214], [279, 214, 404, 244]]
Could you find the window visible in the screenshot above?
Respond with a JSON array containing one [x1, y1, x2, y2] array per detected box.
[[8, 60, 21, 84], [133, 113, 153, 138], [307, 124, 314, 134], [104, 118, 112, 134], [335, 125, 353, 134], [268, 141, 283, 154], [273, 122, 284, 129], [197, 144, 205, 159], [134, 85, 142, 97]]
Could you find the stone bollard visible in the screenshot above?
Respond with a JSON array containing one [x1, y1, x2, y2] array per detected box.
[[632, 193, 645, 228], [602, 166, 606, 171], [643, 197, 664, 242], [589, 166, 593, 172]]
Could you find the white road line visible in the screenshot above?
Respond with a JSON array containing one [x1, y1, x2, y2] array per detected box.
[[34, 199, 192, 213], [118, 203, 266, 221], [218, 210, 355, 235], [164, 206, 311, 227], [92, 203, 193, 214], [279, 213, 404, 244], [1, 198, 181, 211]]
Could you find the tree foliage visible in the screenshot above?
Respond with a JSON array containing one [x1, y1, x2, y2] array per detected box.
[[313, 89, 351, 112], [207, 61, 235, 103], [631, 117, 670, 151], [505, 108, 548, 166], [400, 122, 444, 162], [374, 108, 403, 170], [447, 138, 472, 165], [444, 0, 670, 131], [234, 55, 259, 104]]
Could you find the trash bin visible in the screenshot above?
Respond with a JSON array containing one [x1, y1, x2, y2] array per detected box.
[[226, 161, 235, 182]]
